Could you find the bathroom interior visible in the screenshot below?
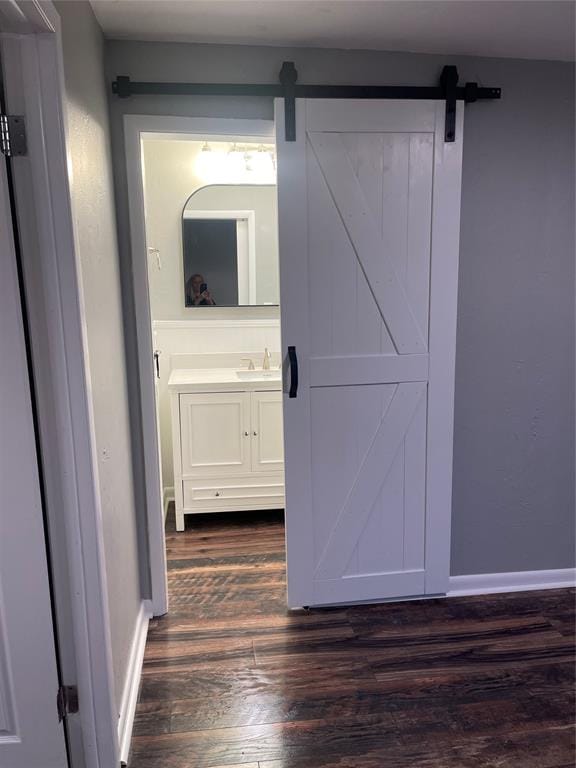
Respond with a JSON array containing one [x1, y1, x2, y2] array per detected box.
[[141, 133, 285, 557]]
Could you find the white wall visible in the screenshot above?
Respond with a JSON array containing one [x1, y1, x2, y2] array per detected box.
[[55, 1, 142, 715], [142, 137, 281, 494]]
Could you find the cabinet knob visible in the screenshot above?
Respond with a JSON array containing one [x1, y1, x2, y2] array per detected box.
[[253, 431, 258, 436], [215, 491, 221, 497], [244, 431, 249, 437]]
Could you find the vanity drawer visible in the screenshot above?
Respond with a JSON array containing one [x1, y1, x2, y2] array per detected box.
[[183, 476, 285, 510]]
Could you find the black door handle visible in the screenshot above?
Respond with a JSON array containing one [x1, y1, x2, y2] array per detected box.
[[288, 346, 298, 398], [153, 350, 161, 379]]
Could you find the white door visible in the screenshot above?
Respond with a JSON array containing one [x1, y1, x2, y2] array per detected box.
[[250, 390, 285, 473], [180, 392, 251, 476], [277, 99, 463, 607], [0, 159, 68, 764]]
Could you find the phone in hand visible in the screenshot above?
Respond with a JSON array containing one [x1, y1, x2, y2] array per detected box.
[[200, 283, 208, 294]]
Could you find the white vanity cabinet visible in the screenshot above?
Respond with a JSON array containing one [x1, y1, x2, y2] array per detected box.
[[169, 370, 284, 530]]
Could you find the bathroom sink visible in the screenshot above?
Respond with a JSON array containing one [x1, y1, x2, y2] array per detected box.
[[236, 369, 281, 381]]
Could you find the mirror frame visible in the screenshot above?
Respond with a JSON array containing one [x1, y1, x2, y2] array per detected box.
[[181, 183, 279, 308]]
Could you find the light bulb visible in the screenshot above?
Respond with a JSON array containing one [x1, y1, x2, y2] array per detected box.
[[195, 142, 214, 182], [227, 143, 245, 179], [250, 145, 275, 181]]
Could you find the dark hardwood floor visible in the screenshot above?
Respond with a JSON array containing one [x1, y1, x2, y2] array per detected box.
[[130, 508, 575, 768]]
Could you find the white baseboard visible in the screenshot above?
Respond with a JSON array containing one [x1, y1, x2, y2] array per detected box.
[[118, 600, 152, 766], [448, 568, 576, 597], [163, 487, 175, 521]]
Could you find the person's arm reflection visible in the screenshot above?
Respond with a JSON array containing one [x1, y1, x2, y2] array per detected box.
[[186, 273, 216, 306]]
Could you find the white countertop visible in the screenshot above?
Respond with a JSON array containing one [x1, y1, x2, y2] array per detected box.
[[167, 367, 283, 393]]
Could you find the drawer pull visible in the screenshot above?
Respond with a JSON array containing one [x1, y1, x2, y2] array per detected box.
[[215, 491, 221, 497], [253, 431, 258, 436], [244, 431, 249, 436]]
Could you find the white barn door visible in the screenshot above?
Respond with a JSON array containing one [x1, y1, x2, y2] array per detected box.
[[276, 99, 464, 608]]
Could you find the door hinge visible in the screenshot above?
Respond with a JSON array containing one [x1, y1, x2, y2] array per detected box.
[[57, 685, 79, 722], [0, 115, 27, 157]]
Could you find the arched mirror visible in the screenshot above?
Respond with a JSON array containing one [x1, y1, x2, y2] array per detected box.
[[182, 184, 279, 307]]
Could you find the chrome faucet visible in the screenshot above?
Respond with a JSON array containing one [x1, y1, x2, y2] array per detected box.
[[262, 348, 271, 370]]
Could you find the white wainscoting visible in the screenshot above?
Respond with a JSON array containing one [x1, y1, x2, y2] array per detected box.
[[153, 317, 281, 493], [118, 600, 152, 766], [448, 568, 576, 597]]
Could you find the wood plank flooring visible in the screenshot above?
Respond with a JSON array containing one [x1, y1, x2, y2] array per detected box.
[[130, 508, 575, 767]]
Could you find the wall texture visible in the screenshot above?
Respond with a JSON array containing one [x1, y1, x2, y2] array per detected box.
[[106, 39, 575, 577], [55, 2, 143, 714]]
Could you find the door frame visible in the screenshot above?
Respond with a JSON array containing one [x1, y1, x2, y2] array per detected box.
[[124, 114, 274, 615], [1, 2, 119, 766]]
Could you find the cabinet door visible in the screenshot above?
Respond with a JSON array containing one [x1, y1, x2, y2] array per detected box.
[[180, 392, 251, 476], [251, 390, 285, 473], [276, 98, 463, 607]]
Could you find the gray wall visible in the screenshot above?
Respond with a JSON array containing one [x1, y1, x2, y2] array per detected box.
[[105, 40, 575, 577], [56, 2, 143, 713]]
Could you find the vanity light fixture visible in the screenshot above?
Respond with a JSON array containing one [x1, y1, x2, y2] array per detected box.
[[195, 140, 277, 183], [195, 140, 216, 181], [227, 142, 245, 178], [250, 144, 275, 179]]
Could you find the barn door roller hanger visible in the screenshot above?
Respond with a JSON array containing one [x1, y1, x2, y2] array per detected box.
[[112, 62, 501, 143]]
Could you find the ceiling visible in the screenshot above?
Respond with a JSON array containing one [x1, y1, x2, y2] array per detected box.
[[90, 0, 575, 62]]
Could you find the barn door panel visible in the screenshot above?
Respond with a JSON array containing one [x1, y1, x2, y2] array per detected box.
[[277, 99, 463, 607]]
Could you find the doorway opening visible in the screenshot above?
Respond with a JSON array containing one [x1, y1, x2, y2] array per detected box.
[[128, 101, 464, 616], [136, 126, 286, 610]]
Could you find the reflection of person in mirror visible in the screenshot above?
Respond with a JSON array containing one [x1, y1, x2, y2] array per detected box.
[[186, 273, 216, 306]]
